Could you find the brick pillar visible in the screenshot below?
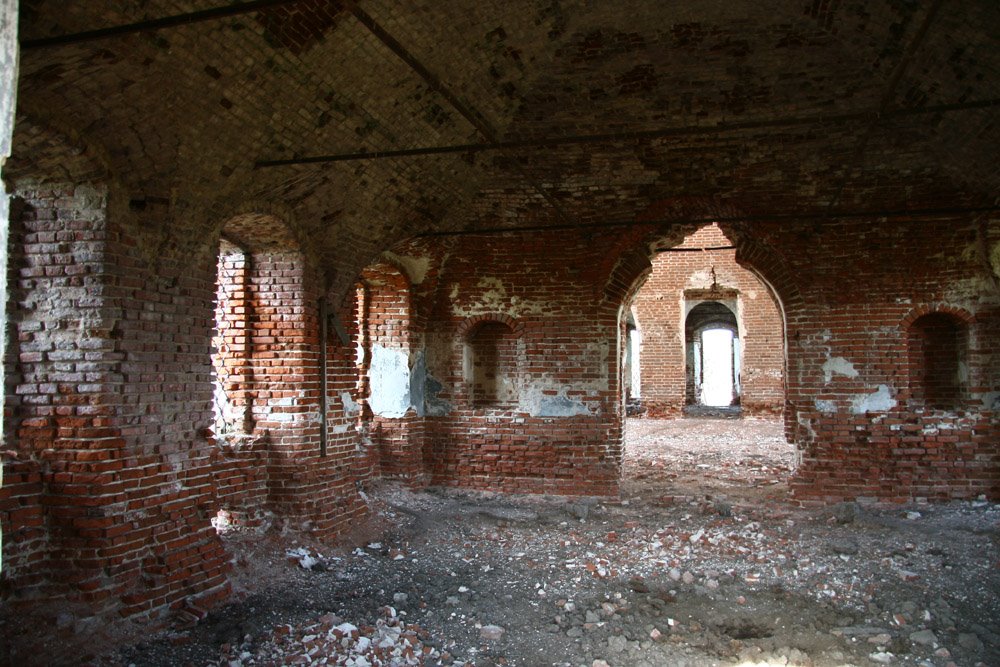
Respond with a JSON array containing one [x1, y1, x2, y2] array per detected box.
[[1, 184, 231, 620], [0, 0, 19, 576], [249, 252, 366, 532]]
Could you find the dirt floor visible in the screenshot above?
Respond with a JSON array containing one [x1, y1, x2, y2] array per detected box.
[[6, 416, 1000, 666]]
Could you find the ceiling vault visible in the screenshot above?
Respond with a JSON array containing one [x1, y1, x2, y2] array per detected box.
[[254, 97, 1000, 168]]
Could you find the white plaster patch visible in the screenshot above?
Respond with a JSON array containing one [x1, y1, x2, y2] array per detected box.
[[814, 399, 838, 413], [822, 356, 858, 384], [355, 340, 365, 366], [332, 423, 351, 434], [850, 384, 896, 414], [368, 345, 411, 418], [341, 391, 360, 415], [958, 361, 969, 384], [449, 277, 547, 318], [521, 387, 593, 418], [982, 391, 1000, 410], [383, 251, 430, 285]]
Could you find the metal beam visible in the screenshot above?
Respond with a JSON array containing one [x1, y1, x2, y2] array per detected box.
[[345, 2, 574, 224], [21, 0, 306, 50], [255, 98, 1000, 168], [413, 204, 1000, 239]]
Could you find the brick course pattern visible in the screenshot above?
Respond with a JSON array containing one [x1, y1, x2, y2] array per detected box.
[[631, 224, 784, 416], [2, 0, 999, 639]]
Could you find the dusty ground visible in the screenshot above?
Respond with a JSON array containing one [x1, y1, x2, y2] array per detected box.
[[6, 417, 1000, 666]]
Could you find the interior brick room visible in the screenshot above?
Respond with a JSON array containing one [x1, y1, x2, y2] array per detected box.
[[0, 0, 997, 662]]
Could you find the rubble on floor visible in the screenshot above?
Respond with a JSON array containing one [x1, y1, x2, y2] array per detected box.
[[56, 419, 1000, 666]]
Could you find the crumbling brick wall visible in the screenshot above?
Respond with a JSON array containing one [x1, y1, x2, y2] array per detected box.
[[357, 260, 426, 484], [631, 224, 785, 416], [731, 218, 1000, 503], [391, 229, 647, 497], [1, 190, 369, 622]]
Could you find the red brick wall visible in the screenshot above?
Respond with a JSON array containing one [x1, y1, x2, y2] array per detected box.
[[2, 181, 996, 634], [357, 260, 426, 483], [730, 218, 999, 503], [1, 182, 233, 620], [400, 229, 646, 496], [631, 224, 785, 416], [212, 242, 253, 434], [1, 189, 369, 623]]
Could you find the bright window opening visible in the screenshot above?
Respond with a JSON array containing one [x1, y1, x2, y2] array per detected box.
[[701, 328, 736, 406]]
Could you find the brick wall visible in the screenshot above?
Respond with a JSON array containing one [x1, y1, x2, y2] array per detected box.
[[631, 223, 785, 416], [728, 218, 1000, 503], [357, 260, 426, 484], [0, 182, 232, 619], [399, 229, 648, 497], [1, 190, 369, 623], [2, 184, 996, 631]]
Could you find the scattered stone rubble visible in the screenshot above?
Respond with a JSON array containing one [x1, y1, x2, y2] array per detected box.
[[107, 418, 998, 667]]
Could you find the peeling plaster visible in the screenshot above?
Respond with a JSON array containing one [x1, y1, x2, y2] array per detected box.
[[822, 357, 858, 384], [424, 373, 451, 417], [368, 345, 411, 418], [850, 385, 896, 414], [341, 391, 359, 416], [521, 387, 593, 417], [981, 391, 1000, 410], [409, 351, 427, 417], [814, 399, 838, 413], [383, 251, 430, 285], [449, 277, 547, 317]]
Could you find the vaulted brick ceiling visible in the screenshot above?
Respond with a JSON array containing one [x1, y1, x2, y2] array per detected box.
[[10, 0, 1000, 295]]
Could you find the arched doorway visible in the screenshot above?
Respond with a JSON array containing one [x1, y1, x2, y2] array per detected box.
[[685, 300, 740, 409]]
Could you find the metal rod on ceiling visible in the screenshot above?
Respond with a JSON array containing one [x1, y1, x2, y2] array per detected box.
[[254, 98, 1000, 168], [20, 0, 306, 49], [413, 204, 1000, 239]]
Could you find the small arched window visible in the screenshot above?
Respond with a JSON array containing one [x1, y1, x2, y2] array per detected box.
[[465, 320, 519, 407], [907, 312, 968, 410]]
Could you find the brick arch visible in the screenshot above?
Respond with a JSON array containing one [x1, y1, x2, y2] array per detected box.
[[361, 255, 413, 291], [457, 313, 525, 339], [218, 210, 303, 254], [604, 248, 653, 306], [717, 223, 802, 318], [900, 304, 976, 328]]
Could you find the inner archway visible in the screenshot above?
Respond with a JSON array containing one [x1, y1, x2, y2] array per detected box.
[[685, 300, 740, 409]]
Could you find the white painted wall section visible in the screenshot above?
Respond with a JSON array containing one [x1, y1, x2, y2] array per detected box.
[[369, 345, 412, 418]]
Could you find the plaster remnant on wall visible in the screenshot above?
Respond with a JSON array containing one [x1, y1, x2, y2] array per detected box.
[[409, 351, 427, 417], [341, 391, 359, 415], [332, 423, 351, 434], [355, 340, 365, 365], [449, 277, 546, 317], [851, 384, 896, 414], [688, 269, 735, 291], [823, 357, 858, 384], [368, 345, 411, 418], [424, 373, 451, 417], [383, 251, 430, 285], [982, 391, 1000, 410], [530, 390, 593, 417], [814, 399, 838, 413]]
